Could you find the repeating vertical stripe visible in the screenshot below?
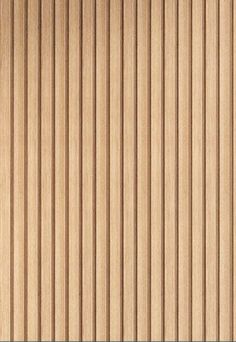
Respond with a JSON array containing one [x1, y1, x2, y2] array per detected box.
[[0, 0, 236, 340]]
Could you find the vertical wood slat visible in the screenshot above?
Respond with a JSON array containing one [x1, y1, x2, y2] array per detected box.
[[219, 1, 233, 339], [178, 1, 192, 339], [1, 0, 236, 340], [82, 0, 96, 340], [68, 0, 81, 340], [137, 0, 151, 340], [27, 0, 40, 339], [151, 0, 163, 340], [206, 0, 219, 339], [192, 0, 204, 340], [55, 0, 69, 339], [13, 0, 27, 339], [96, 0, 110, 339], [41, 0, 55, 340], [164, 0, 178, 339], [110, 0, 122, 340], [0, 0, 11, 339], [123, 0, 137, 340]]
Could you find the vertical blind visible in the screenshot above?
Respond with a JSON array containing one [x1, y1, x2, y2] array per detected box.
[[0, 0, 235, 340]]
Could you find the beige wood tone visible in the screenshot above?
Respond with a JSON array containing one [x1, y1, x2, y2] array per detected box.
[[151, 0, 163, 340], [55, 0, 68, 339], [13, 1, 26, 339], [178, 1, 191, 339], [123, 0, 137, 340], [82, 0, 95, 340], [41, 0, 54, 340], [137, 1, 151, 340], [206, 1, 219, 340], [27, 0, 40, 339], [110, 0, 122, 340], [0, 1, 11, 339], [192, 0, 204, 339], [164, 0, 178, 339], [96, 0, 109, 340], [219, 1, 233, 339], [69, 0, 81, 340], [1, 0, 236, 340]]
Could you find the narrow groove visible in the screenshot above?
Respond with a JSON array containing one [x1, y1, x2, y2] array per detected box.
[[189, 1, 193, 340], [38, 0, 42, 339], [51, 0, 56, 339], [79, 0, 83, 340], [120, 0, 124, 340], [176, 0, 179, 340], [65, 0, 70, 339], [134, 0, 138, 339], [231, 0, 234, 338], [162, 0, 165, 339], [217, 0, 220, 339], [10, 0, 14, 339], [24, 0, 28, 339], [107, 0, 111, 339], [93, 0, 97, 339], [203, 0, 206, 339], [148, 0, 152, 340]]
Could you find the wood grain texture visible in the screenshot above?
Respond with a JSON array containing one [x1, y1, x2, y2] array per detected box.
[[0, 1, 11, 339], [192, 0, 204, 339], [41, 0, 55, 339], [206, 1, 219, 339], [0, 0, 236, 340]]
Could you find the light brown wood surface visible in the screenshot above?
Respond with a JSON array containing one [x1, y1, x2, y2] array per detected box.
[[0, 0, 236, 340]]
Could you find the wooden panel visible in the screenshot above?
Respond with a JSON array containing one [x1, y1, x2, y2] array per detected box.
[[110, 0, 122, 340], [55, 0, 68, 339], [178, 1, 191, 339], [96, 0, 109, 339], [0, 1, 11, 339], [123, 0, 137, 339], [137, 0, 151, 340], [68, 0, 81, 340], [13, 1, 27, 339], [164, 1, 178, 339], [0, 0, 236, 340], [151, 0, 163, 340], [41, 0, 54, 339], [82, 0, 96, 340], [27, 1, 40, 339], [192, 0, 204, 339], [219, 1, 233, 339], [206, 0, 219, 339]]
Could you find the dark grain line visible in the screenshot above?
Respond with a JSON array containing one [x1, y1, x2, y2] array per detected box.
[[79, 0, 83, 340], [231, 0, 234, 338], [202, 0, 206, 339], [120, 0, 124, 340], [162, 0, 165, 339], [38, 0, 42, 339], [65, 0, 70, 339], [148, 0, 152, 340], [106, 0, 111, 339], [10, 0, 14, 339], [217, 0, 220, 338], [24, 0, 28, 338], [176, 0, 179, 339], [189, 1, 193, 340], [134, 0, 138, 339], [93, 1, 97, 339], [51, 0, 56, 339]]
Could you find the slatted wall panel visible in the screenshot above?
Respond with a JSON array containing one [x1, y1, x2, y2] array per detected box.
[[0, 0, 235, 340]]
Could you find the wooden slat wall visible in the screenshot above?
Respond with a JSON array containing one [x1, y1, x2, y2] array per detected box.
[[0, 0, 236, 341]]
